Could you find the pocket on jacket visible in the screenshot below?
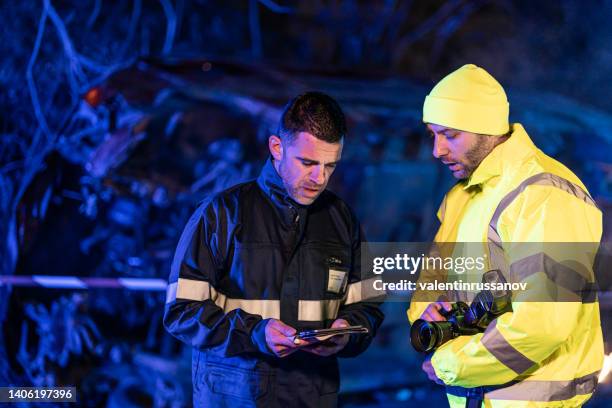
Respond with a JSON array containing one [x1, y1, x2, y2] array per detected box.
[[204, 362, 270, 401], [299, 243, 352, 300], [322, 246, 351, 300]]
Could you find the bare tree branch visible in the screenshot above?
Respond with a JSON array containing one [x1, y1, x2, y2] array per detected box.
[[46, 0, 86, 97], [175, 0, 184, 42], [120, 0, 142, 58], [394, 0, 463, 52], [158, 0, 176, 55], [0, 161, 24, 175], [76, 52, 126, 76], [258, 0, 293, 14], [86, 0, 102, 28], [429, 0, 486, 66], [369, 0, 401, 44], [27, 0, 52, 140]]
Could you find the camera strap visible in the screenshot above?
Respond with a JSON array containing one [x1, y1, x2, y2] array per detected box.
[[465, 387, 484, 408]]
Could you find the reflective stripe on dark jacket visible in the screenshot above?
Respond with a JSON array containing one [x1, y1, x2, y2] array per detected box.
[[164, 158, 384, 407]]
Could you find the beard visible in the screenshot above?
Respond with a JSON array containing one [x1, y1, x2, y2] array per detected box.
[[278, 160, 298, 196], [278, 159, 311, 204], [460, 134, 497, 179]]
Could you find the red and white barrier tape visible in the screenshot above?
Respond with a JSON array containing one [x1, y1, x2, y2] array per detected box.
[[0, 276, 167, 291]]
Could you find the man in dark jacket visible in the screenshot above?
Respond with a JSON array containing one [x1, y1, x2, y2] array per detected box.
[[164, 92, 384, 407]]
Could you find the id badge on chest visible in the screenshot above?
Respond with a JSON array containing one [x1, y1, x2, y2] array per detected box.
[[327, 257, 349, 295]]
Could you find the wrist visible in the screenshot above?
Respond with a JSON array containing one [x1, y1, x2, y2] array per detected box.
[[251, 319, 275, 356]]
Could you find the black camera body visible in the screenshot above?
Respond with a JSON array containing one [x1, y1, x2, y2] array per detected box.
[[410, 270, 513, 353]]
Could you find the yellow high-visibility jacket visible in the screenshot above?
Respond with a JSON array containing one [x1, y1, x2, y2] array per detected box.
[[408, 124, 603, 407]]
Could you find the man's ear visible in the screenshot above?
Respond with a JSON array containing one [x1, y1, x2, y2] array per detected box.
[[268, 135, 283, 161]]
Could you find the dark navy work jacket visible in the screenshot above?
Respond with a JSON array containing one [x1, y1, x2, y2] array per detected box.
[[164, 158, 384, 407]]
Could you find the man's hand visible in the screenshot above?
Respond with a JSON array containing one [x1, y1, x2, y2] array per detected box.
[[422, 353, 445, 385], [420, 304, 449, 385], [264, 319, 300, 358], [301, 319, 350, 357], [420, 301, 451, 322]]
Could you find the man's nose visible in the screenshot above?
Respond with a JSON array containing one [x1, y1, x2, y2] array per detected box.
[[432, 134, 448, 159], [310, 165, 326, 185]]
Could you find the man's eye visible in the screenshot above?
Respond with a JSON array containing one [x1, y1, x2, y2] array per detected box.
[[301, 160, 314, 166], [326, 164, 336, 169]]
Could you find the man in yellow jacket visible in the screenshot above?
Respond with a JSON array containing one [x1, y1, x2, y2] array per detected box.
[[407, 64, 603, 407]]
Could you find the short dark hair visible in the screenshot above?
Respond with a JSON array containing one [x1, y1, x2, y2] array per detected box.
[[277, 91, 347, 144]]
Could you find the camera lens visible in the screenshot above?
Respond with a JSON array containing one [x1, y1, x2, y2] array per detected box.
[[410, 319, 458, 353], [410, 319, 438, 353]]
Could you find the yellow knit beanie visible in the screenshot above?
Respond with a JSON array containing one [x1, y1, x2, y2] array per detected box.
[[423, 64, 509, 135]]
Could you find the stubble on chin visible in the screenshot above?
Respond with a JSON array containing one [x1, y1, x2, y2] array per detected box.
[[462, 135, 496, 179]]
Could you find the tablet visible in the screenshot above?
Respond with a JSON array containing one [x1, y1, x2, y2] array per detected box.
[[293, 325, 369, 343]]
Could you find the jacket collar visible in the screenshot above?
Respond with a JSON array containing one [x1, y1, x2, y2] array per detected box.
[[257, 157, 307, 217], [464, 123, 537, 189]]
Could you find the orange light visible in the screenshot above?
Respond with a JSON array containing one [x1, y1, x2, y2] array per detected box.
[[84, 87, 103, 107]]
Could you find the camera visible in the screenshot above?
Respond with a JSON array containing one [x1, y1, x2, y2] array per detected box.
[[410, 270, 513, 353]]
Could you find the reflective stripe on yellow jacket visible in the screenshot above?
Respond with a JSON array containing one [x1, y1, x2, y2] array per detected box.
[[408, 123, 603, 407]]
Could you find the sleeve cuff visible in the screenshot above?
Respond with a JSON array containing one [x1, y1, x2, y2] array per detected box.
[[251, 318, 275, 356], [431, 346, 460, 385]]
